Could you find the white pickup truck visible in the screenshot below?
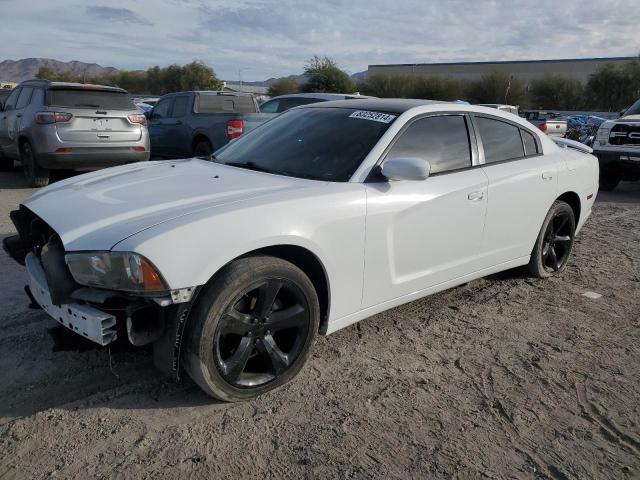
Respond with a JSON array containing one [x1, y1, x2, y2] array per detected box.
[[592, 99, 640, 190], [521, 111, 567, 137]]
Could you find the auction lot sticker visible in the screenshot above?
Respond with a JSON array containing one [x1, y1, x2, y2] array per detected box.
[[349, 110, 396, 123]]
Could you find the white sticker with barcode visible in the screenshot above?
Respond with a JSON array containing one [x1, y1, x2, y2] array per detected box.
[[349, 110, 396, 123]]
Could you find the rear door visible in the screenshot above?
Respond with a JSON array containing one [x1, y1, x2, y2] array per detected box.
[[362, 114, 488, 308], [147, 97, 174, 157], [155, 94, 191, 157], [474, 115, 559, 267], [46, 88, 142, 145]]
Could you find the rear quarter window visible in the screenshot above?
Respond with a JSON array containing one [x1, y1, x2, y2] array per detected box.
[[46, 89, 135, 110]]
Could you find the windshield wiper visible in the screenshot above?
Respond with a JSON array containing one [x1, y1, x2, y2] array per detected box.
[[224, 161, 285, 176]]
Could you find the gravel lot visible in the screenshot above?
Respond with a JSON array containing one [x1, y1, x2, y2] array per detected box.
[[0, 169, 638, 479]]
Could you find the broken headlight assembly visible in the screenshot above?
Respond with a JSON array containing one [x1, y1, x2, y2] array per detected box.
[[65, 251, 168, 294]]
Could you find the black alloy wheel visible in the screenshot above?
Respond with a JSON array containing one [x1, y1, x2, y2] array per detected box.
[[541, 211, 573, 272], [214, 278, 311, 388], [528, 200, 576, 278], [183, 256, 319, 401]]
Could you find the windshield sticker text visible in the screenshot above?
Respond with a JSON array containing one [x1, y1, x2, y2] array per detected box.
[[349, 111, 396, 124]]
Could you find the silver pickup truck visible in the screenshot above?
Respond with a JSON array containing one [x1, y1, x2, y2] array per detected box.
[[147, 91, 272, 158]]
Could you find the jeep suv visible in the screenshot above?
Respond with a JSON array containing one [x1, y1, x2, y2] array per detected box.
[[593, 98, 640, 190], [0, 80, 150, 187]]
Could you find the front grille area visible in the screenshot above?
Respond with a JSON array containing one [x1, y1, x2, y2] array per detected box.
[[609, 123, 640, 146]]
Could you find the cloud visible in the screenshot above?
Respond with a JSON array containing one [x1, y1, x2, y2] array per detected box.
[[0, 0, 638, 80], [86, 6, 153, 26]]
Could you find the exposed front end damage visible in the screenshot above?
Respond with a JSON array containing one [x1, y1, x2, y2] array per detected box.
[[4, 205, 200, 379]]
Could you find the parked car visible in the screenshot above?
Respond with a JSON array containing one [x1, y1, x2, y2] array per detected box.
[[592, 98, 640, 190], [0, 80, 149, 186], [4, 100, 598, 401], [259, 93, 372, 115], [0, 88, 12, 104], [521, 110, 567, 137], [147, 91, 273, 158]]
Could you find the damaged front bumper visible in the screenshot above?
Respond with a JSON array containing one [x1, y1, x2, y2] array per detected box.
[[5, 205, 201, 379], [26, 252, 118, 345]]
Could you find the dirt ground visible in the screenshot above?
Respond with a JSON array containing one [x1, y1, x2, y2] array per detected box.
[[0, 169, 638, 480]]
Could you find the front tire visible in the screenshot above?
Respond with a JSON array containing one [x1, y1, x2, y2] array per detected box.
[[183, 256, 320, 401], [21, 142, 50, 187], [527, 200, 576, 278]]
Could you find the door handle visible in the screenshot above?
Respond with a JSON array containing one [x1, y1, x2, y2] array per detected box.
[[16, 114, 22, 118], [542, 172, 554, 181], [468, 191, 484, 201]]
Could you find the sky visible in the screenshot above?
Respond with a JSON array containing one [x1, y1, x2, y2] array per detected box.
[[0, 0, 639, 81]]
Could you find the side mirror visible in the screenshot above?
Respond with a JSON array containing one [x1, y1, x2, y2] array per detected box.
[[619, 108, 627, 118], [144, 110, 151, 119], [381, 157, 431, 181]]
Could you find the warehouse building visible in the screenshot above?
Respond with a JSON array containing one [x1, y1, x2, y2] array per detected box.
[[367, 57, 637, 85]]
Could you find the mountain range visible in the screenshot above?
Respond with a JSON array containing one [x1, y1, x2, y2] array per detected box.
[[0, 57, 367, 86]]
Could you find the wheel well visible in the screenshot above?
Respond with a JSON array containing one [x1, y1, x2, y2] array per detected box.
[[557, 191, 581, 224], [192, 134, 212, 152], [241, 245, 331, 334]]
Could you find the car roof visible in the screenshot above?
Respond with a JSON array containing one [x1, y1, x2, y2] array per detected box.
[[303, 98, 448, 114], [270, 93, 372, 101], [18, 79, 128, 93]]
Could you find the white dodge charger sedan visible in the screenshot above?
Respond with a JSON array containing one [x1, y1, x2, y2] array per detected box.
[[4, 99, 598, 401]]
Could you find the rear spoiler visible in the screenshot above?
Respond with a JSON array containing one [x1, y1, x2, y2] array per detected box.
[[552, 137, 593, 154]]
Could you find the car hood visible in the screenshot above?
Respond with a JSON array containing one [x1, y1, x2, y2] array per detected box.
[[23, 159, 309, 250]]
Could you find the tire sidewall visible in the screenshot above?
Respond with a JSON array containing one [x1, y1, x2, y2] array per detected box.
[[530, 201, 576, 278], [184, 257, 320, 401]]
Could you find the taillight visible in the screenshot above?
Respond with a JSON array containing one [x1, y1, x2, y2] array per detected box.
[[227, 119, 244, 139], [35, 112, 73, 124], [131, 146, 146, 152], [538, 122, 548, 133], [128, 114, 147, 126]]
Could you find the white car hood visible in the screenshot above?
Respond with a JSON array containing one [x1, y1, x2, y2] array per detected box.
[[23, 159, 308, 250]]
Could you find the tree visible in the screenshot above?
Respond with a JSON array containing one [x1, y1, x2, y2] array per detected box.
[[465, 71, 527, 106], [268, 78, 300, 97], [530, 75, 584, 110], [301, 56, 354, 93], [180, 61, 222, 91]]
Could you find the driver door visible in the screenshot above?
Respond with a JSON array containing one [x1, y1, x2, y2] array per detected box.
[[362, 114, 488, 308], [147, 97, 174, 157]]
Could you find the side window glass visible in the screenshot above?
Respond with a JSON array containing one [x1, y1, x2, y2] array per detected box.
[[15, 87, 34, 109], [170, 96, 189, 118], [4, 88, 21, 111], [151, 98, 172, 119], [521, 129, 539, 156], [476, 117, 525, 163], [30, 88, 44, 106], [260, 100, 279, 113], [386, 115, 472, 174]]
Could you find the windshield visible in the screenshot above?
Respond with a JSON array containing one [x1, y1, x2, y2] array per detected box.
[[214, 107, 396, 181], [623, 99, 640, 117]]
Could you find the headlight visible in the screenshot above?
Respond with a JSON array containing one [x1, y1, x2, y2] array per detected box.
[[596, 127, 610, 145], [65, 251, 168, 293]]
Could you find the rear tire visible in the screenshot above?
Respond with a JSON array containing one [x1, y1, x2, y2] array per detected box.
[[21, 142, 50, 187], [527, 201, 576, 278], [193, 140, 213, 158], [183, 256, 319, 402]]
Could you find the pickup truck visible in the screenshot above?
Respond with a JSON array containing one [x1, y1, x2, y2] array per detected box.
[[520, 110, 567, 137], [148, 91, 270, 158], [592, 98, 640, 190]]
